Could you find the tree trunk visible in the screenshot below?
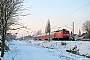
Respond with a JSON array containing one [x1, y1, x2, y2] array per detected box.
[[88, 32, 90, 38], [1, 5, 7, 57], [1, 27, 5, 57], [1, 3, 5, 57], [1, 19, 5, 57]]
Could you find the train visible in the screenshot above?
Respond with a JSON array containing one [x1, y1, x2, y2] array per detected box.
[[33, 29, 70, 40]]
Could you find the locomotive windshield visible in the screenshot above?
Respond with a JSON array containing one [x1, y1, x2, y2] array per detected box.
[[63, 31, 69, 34]]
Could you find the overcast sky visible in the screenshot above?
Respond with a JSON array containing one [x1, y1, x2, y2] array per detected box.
[[14, 0, 90, 37]]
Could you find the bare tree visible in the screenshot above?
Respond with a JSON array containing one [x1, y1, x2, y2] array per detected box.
[[0, 0, 24, 57], [36, 30, 42, 35], [82, 20, 90, 38], [45, 19, 51, 41]]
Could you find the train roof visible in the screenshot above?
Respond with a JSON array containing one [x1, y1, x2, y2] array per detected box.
[[53, 29, 68, 32], [33, 32, 55, 37]]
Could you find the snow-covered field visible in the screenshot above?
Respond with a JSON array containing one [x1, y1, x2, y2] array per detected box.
[[1, 39, 90, 60], [29, 40, 90, 57], [30, 40, 90, 56]]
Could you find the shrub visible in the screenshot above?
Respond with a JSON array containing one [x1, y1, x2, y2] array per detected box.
[[61, 42, 66, 46]]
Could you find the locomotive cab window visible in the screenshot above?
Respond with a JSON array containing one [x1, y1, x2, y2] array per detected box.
[[63, 31, 69, 34]]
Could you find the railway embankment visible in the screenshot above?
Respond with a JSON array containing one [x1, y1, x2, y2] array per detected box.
[[28, 40, 90, 58]]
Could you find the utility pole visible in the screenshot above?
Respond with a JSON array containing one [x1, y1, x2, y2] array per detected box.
[[65, 22, 75, 40], [65, 22, 74, 35], [72, 22, 75, 40], [73, 22, 74, 36]]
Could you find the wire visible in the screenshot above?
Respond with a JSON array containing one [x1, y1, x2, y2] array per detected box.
[[52, 2, 90, 23], [50, 2, 90, 32]]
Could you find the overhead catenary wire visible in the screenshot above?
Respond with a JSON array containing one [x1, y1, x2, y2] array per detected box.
[[52, 2, 90, 23], [50, 2, 90, 32]]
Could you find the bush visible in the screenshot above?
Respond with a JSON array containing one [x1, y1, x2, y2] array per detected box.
[[61, 42, 66, 46]]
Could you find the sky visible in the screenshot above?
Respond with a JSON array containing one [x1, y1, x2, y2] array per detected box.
[[14, 0, 90, 37]]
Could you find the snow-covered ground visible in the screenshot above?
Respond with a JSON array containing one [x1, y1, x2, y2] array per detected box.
[[30, 40, 90, 57], [1, 40, 90, 60]]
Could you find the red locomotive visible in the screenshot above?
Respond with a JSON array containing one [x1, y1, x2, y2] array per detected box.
[[33, 29, 70, 40]]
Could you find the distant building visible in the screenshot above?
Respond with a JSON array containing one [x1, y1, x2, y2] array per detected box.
[[81, 32, 88, 38]]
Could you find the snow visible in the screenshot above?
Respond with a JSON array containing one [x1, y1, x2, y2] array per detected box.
[[1, 40, 90, 60]]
